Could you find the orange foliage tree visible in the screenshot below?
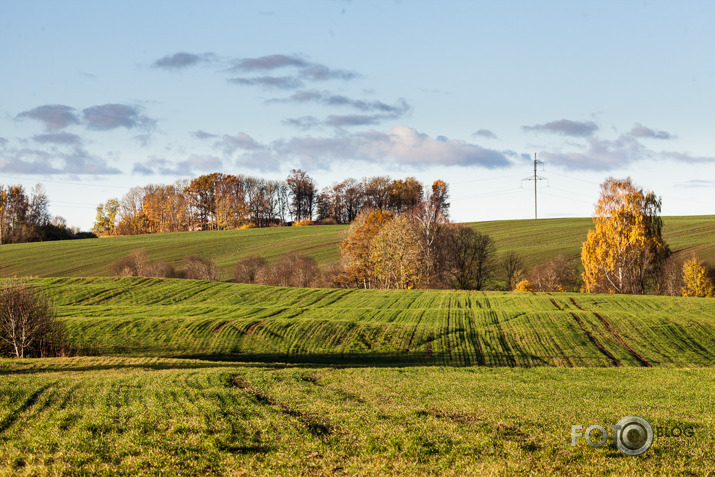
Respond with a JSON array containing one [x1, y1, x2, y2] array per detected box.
[[338, 208, 394, 288], [581, 178, 668, 294], [681, 257, 714, 297]]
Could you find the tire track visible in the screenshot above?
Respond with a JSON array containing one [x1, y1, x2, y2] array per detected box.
[[569, 297, 653, 367], [569, 312, 622, 366]]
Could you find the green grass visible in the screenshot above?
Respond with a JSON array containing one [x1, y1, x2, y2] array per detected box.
[[30, 277, 715, 367], [0, 357, 713, 476], [1, 215, 713, 280]]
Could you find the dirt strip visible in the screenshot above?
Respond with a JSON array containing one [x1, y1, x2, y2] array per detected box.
[[569, 312, 623, 366]]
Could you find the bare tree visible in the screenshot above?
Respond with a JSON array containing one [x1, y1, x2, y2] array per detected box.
[[446, 226, 496, 290], [501, 251, 525, 290], [0, 280, 64, 358]]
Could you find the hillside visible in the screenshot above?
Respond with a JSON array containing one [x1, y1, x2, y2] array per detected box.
[[41, 277, 715, 367], [1, 215, 714, 280]]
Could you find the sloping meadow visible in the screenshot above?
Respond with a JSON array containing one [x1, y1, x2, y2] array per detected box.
[[40, 277, 715, 367]]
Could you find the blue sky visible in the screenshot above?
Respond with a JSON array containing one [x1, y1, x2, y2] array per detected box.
[[1, 0, 714, 229]]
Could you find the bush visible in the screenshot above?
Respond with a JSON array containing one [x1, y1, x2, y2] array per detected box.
[[0, 280, 66, 358], [234, 255, 267, 284], [183, 255, 219, 281], [292, 218, 314, 227], [111, 251, 176, 278], [255, 255, 321, 288], [318, 217, 338, 225], [681, 257, 715, 297], [528, 255, 580, 292], [514, 279, 533, 292]]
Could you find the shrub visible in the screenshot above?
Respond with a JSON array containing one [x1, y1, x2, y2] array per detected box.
[[0, 280, 67, 358], [255, 255, 321, 288], [183, 255, 219, 282], [112, 251, 176, 278], [234, 255, 267, 284], [681, 257, 714, 297], [528, 255, 579, 292], [318, 217, 338, 225], [514, 279, 533, 292], [292, 218, 314, 227]]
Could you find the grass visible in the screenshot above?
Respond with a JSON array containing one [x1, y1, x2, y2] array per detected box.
[[27, 277, 715, 367], [1, 215, 713, 280], [0, 357, 713, 476]]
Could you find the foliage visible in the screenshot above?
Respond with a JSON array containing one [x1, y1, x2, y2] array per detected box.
[[0, 280, 65, 357], [681, 257, 714, 297], [292, 218, 314, 226], [581, 177, 669, 294], [514, 279, 533, 292], [339, 208, 394, 288], [370, 215, 427, 289], [528, 254, 580, 292]]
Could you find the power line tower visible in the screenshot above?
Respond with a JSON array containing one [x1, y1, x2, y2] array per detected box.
[[522, 153, 547, 219]]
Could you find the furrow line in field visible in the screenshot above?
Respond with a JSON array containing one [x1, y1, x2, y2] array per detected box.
[[592, 312, 653, 367], [569, 312, 622, 366]]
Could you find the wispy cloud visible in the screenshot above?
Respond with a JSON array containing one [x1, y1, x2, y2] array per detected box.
[[32, 132, 83, 146], [523, 119, 599, 137], [83, 104, 156, 131], [192, 130, 218, 140], [676, 179, 715, 188], [0, 146, 120, 175], [227, 54, 358, 89], [132, 154, 223, 176], [16, 104, 80, 131], [629, 123, 674, 140], [152, 52, 214, 70], [224, 126, 511, 171], [660, 151, 715, 164], [472, 129, 498, 140]]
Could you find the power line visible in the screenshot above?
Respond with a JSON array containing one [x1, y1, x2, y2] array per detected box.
[[521, 153, 548, 219]]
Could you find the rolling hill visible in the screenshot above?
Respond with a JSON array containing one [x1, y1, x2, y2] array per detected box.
[[1, 215, 714, 280], [39, 277, 715, 367]]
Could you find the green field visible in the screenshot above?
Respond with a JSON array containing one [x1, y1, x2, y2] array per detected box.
[[1, 215, 713, 280], [40, 277, 715, 368], [1, 357, 713, 476]]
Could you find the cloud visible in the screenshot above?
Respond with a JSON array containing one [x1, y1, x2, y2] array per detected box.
[[660, 151, 715, 164], [279, 90, 409, 113], [132, 154, 223, 176], [216, 133, 263, 156], [282, 116, 321, 130], [32, 132, 83, 146], [540, 135, 644, 171], [472, 129, 498, 140], [16, 104, 80, 131], [629, 123, 674, 140], [227, 126, 511, 171], [228, 76, 304, 89], [676, 179, 715, 188], [0, 146, 119, 175], [523, 119, 599, 137], [228, 54, 358, 89], [192, 130, 218, 140], [83, 104, 156, 130], [0, 137, 8, 147], [152, 52, 213, 70], [324, 114, 390, 127]]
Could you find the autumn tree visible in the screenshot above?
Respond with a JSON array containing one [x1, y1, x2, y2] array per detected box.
[[370, 215, 427, 289], [93, 199, 119, 236], [681, 257, 714, 297], [581, 178, 668, 294], [339, 208, 394, 288], [501, 251, 525, 290]]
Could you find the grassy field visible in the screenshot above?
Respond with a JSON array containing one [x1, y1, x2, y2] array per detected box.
[[0, 357, 713, 476], [1, 215, 713, 280], [30, 277, 715, 367]]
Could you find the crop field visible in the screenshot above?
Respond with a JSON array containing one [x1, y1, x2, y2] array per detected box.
[[0, 357, 713, 476], [0, 215, 713, 279], [31, 277, 715, 367]]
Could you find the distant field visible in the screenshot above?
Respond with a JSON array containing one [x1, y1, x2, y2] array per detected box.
[[1, 216, 713, 280], [0, 357, 713, 475], [31, 277, 715, 367]]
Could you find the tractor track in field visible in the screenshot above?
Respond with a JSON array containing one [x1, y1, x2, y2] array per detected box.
[[406, 310, 426, 352], [569, 312, 622, 366], [569, 297, 653, 367], [246, 320, 264, 335]]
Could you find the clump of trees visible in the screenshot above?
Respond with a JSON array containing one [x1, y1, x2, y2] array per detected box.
[[94, 169, 442, 236], [0, 280, 67, 358], [581, 177, 669, 294], [0, 184, 90, 245], [234, 254, 338, 288]]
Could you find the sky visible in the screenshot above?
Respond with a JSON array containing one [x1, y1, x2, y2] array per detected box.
[[1, 0, 714, 230]]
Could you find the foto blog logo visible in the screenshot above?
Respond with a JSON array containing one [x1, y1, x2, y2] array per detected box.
[[572, 415, 654, 456]]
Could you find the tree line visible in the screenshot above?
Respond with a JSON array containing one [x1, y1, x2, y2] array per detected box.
[[93, 169, 439, 236], [0, 184, 93, 245]]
